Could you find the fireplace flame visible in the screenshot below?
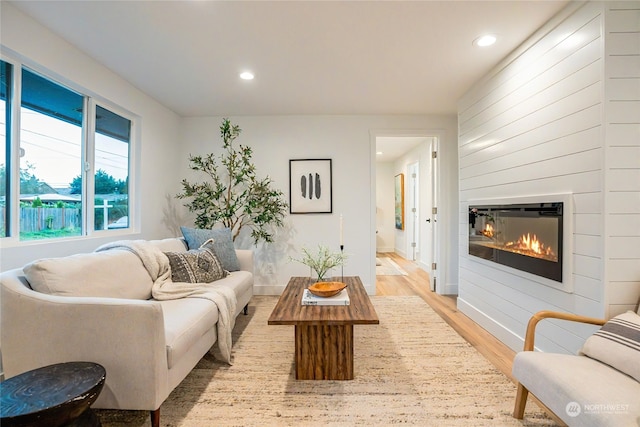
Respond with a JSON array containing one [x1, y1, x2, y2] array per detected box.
[[482, 223, 494, 238], [505, 233, 556, 259]]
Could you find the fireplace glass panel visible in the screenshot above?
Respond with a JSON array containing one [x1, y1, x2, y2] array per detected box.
[[468, 202, 563, 282]]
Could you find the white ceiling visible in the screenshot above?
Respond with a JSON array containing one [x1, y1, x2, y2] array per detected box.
[[376, 137, 431, 163], [9, 0, 570, 119]]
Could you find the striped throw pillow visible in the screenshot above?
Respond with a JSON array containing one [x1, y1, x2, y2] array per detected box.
[[580, 311, 640, 382]]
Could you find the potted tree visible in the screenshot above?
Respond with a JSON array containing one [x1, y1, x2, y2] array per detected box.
[[177, 118, 288, 244]]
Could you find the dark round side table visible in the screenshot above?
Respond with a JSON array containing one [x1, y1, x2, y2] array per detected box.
[[0, 361, 106, 427]]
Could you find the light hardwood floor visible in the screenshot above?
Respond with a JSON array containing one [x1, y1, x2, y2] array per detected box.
[[375, 252, 568, 425], [375, 252, 517, 380]]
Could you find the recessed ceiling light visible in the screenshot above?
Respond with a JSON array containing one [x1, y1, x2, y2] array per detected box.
[[240, 71, 254, 80], [473, 34, 497, 47], [376, 151, 383, 155]]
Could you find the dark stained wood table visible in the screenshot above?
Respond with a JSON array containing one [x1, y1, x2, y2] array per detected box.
[[0, 361, 106, 427], [268, 276, 379, 380]]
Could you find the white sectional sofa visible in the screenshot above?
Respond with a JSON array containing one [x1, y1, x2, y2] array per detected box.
[[0, 237, 253, 427]]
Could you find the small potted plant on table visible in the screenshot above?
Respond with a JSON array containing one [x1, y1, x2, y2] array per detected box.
[[291, 244, 347, 283]]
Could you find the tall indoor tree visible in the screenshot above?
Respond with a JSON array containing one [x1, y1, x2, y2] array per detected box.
[[177, 118, 288, 244]]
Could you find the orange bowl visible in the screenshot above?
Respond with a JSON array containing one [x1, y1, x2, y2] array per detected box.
[[308, 281, 347, 297]]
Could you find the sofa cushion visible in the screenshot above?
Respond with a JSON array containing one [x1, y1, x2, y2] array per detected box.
[[164, 247, 227, 283], [513, 352, 640, 427], [147, 237, 187, 252], [23, 250, 153, 299], [160, 298, 219, 369], [180, 227, 240, 271], [579, 311, 640, 382]]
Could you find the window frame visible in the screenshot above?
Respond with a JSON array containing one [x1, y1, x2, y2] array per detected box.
[[0, 53, 138, 244]]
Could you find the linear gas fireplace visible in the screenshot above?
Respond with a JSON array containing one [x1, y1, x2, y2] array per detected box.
[[468, 202, 564, 282]]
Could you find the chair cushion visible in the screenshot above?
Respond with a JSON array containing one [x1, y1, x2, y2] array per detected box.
[[513, 352, 640, 427], [580, 311, 640, 382], [180, 227, 240, 271], [23, 250, 153, 299]]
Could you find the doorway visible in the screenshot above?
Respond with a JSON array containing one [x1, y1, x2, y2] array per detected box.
[[373, 133, 439, 292]]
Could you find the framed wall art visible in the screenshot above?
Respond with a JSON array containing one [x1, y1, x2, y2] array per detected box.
[[395, 173, 404, 230], [289, 159, 332, 214]]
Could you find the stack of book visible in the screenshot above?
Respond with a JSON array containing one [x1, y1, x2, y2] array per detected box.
[[301, 289, 350, 306]]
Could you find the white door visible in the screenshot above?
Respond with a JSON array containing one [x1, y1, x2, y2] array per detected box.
[[426, 138, 439, 291], [406, 162, 419, 261]]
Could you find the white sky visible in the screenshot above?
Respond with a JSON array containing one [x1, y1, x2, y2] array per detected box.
[[1, 106, 128, 189]]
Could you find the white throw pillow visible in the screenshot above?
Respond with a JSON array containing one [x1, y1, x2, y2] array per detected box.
[[24, 250, 154, 299], [580, 311, 640, 382]]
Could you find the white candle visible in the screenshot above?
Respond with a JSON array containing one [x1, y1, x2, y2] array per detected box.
[[340, 214, 344, 246]]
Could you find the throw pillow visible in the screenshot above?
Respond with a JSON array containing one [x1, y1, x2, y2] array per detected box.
[[164, 247, 227, 283], [24, 250, 154, 299], [579, 311, 640, 382], [180, 226, 240, 271]]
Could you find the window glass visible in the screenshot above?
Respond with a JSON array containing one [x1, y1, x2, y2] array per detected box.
[[20, 68, 83, 240], [0, 60, 11, 237], [94, 105, 130, 230]]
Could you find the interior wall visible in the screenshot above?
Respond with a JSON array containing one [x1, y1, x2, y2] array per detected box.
[[458, 1, 639, 355], [375, 161, 395, 253], [603, 1, 640, 316], [179, 115, 458, 295], [0, 3, 183, 271], [392, 140, 433, 270]]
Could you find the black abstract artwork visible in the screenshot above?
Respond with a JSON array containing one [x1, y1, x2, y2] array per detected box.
[[289, 159, 332, 214]]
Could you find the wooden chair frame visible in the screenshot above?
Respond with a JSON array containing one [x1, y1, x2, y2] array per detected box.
[[512, 310, 606, 422]]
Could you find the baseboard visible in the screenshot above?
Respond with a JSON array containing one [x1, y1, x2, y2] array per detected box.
[[253, 285, 286, 295], [442, 282, 458, 295], [457, 298, 523, 353], [376, 247, 394, 253]]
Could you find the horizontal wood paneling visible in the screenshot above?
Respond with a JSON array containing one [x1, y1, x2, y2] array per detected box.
[[607, 192, 640, 213], [607, 79, 640, 99], [607, 7, 640, 31], [608, 259, 640, 281], [607, 32, 640, 54], [607, 213, 640, 236], [609, 146, 640, 167], [459, 30, 602, 138], [608, 123, 640, 145], [573, 191, 602, 213], [459, 105, 601, 164], [574, 213, 603, 235], [458, 3, 604, 119], [458, 1, 640, 353], [458, 2, 608, 353], [603, 1, 639, 317]]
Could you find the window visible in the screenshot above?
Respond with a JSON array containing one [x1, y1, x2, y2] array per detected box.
[[94, 105, 130, 231], [0, 60, 12, 237], [20, 68, 84, 240], [1, 58, 133, 241]]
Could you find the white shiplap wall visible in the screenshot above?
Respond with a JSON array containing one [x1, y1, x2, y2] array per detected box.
[[604, 2, 640, 316], [457, 1, 638, 354]]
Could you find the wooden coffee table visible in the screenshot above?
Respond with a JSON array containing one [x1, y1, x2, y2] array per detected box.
[[268, 276, 379, 380]]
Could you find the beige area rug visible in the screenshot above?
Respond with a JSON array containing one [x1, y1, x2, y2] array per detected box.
[[375, 257, 409, 276], [96, 296, 557, 427]]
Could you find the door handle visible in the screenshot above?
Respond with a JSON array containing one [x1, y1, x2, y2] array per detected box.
[[426, 218, 431, 223]]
